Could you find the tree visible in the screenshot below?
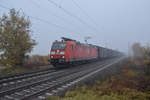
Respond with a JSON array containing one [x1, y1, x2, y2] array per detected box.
[[132, 43, 150, 60], [142, 44, 150, 59], [131, 43, 142, 58], [0, 9, 36, 67]]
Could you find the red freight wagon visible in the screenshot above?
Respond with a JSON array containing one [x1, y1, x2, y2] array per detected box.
[[50, 37, 98, 67]]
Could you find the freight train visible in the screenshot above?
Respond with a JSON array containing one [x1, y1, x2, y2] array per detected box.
[[49, 37, 122, 67]]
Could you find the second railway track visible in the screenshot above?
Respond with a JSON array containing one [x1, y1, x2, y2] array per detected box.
[[0, 68, 56, 84]]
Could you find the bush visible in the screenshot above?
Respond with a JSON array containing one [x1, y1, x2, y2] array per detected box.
[[24, 55, 50, 66], [143, 59, 150, 75], [48, 88, 150, 100], [0, 55, 50, 74]]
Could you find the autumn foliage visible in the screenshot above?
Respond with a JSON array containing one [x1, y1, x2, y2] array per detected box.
[[0, 9, 36, 67]]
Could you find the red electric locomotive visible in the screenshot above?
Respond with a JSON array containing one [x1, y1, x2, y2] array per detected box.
[[49, 37, 98, 67]]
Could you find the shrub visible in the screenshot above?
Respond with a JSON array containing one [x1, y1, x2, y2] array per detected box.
[[24, 55, 50, 66]]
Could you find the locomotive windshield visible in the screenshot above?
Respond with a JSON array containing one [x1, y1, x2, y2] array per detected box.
[[51, 43, 66, 50]]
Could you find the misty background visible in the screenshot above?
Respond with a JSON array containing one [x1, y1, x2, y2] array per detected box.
[[0, 0, 150, 55]]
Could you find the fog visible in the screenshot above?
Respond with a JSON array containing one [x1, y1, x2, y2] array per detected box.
[[0, 0, 150, 55]]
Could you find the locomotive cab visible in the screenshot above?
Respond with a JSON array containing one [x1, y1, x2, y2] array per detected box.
[[50, 42, 66, 65], [49, 38, 76, 67]]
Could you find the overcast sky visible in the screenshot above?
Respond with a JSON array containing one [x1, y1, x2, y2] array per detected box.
[[0, 0, 150, 55]]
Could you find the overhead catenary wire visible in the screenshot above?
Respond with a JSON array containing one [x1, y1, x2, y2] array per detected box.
[[71, 0, 100, 28], [0, 4, 79, 33], [29, 16, 71, 31], [0, 4, 10, 10], [30, 0, 41, 8], [30, 0, 84, 34], [47, 0, 99, 33]]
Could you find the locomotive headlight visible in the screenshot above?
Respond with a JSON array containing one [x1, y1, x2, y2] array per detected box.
[[60, 51, 65, 55], [51, 51, 55, 55]]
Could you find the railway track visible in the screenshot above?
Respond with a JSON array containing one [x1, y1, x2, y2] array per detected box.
[[0, 67, 55, 84], [0, 62, 99, 93], [0, 57, 124, 100], [0, 68, 57, 91]]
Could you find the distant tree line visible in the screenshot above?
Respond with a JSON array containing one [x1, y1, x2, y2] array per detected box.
[[132, 43, 150, 60], [131, 43, 150, 75]]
